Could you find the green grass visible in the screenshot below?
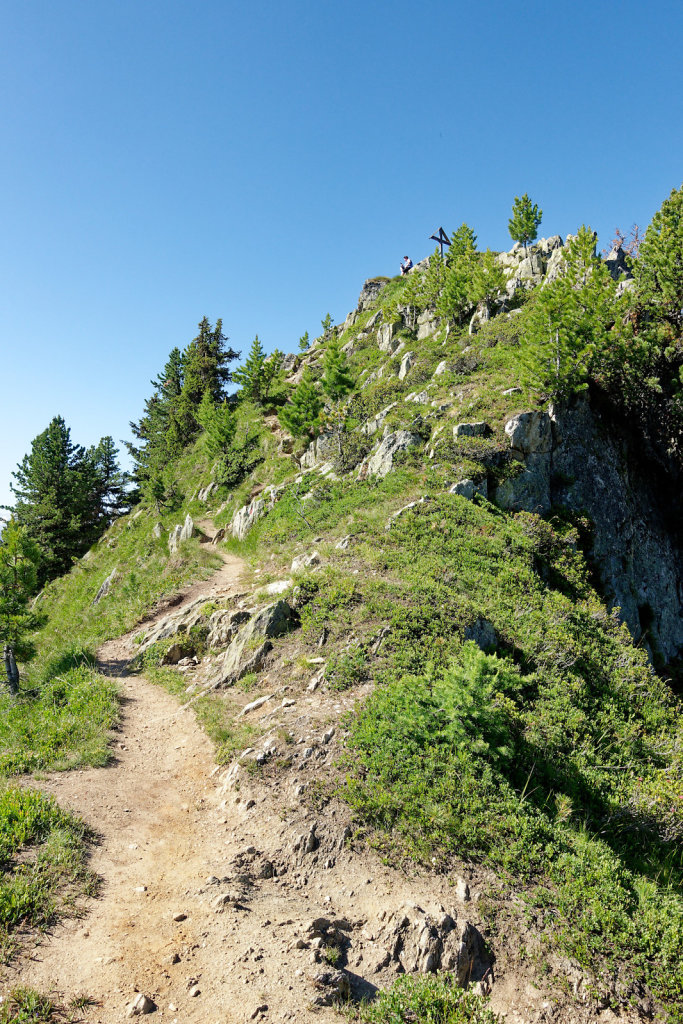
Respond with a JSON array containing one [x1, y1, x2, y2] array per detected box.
[[0, 988, 58, 1023], [352, 974, 500, 1023], [0, 787, 95, 963]]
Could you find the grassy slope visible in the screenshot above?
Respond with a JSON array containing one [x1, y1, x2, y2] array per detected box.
[[3, 270, 682, 1018]]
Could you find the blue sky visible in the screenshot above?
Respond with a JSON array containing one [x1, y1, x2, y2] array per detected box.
[[2, 0, 682, 507]]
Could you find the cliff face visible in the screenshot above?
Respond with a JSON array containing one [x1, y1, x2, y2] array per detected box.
[[496, 397, 683, 661]]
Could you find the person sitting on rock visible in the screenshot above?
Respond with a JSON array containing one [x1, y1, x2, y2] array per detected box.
[[400, 256, 413, 275]]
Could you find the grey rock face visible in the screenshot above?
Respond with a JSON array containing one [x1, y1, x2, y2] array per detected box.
[[197, 482, 217, 503], [208, 600, 297, 688], [93, 568, 118, 605], [232, 499, 265, 541], [179, 513, 194, 543], [377, 322, 402, 354], [300, 432, 336, 470], [604, 245, 632, 281], [495, 399, 683, 660], [360, 402, 397, 437], [464, 617, 497, 650], [152, 522, 163, 539], [362, 430, 422, 478], [168, 525, 182, 554], [398, 351, 414, 380], [505, 410, 552, 454], [454, 421, 492, 439], [449, 479, 488, 500], [357, 278, 387, 312]]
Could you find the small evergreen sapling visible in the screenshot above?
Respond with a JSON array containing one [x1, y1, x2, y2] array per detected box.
[[279, 369, 323, 439], [298, 330, 310, 352], [508, 193, 543, 253], [321, 336, 356, 462], [232, 336, 284, 405]]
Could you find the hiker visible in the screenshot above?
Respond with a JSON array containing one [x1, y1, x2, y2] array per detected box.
[[400, 256, 413, 276]]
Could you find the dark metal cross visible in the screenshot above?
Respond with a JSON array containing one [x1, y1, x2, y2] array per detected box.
[[430, 226, 451, 258]]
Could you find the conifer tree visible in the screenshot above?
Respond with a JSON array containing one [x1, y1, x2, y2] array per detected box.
[[508, 193, 543, 253], [632, 183, 683, 335], [437, 224, 478, 326], [181, 317, 239, 405], [298, 331, 310, 352], [0, 521, 41, 689], [470, 249, 507, 320], [279, 369, 323, 438], [196, 391, 237, 457], [232, 336, 284, 405], [321, 336, 356, 461], [521, 226, 619, 400]]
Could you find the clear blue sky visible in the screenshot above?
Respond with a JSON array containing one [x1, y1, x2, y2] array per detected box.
[[2, 0, 682, 507]]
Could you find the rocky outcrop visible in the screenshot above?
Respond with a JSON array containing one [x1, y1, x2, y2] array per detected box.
[[360, 431, 422, 479], [398, 351, 414, 380], [168, 514, 195, 554], [206, 600, 298, 688], [299, 432, 336, 470], [454, 421, 492, 439], [357, 278, 387, 312], [231, 486, 284, 541], [93, 567, 118, 605], [495, 399, 683, 660]]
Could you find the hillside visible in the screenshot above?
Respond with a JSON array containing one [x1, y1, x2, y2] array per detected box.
[[1, 196, 683, 1024]]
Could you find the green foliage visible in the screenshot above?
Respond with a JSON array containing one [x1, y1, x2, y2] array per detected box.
[[354, 973, 500, 1024], [521, 227, 621, 400], [321, 336, 355, 403], [326, 644, 368, 691], [215, 421, 264, 487], [127, 319, 239, 505], [298, 330, 310, 352], [508, 193, 542, 252], [232, 336, 284, 405], [9, 417, 127, 585], [0, 523, 41, 663], [196, 391, 237, 457], [320, 312, 334, 334], [279, 369, 323, 438], [0, 664, 119, 774], [633, 183, 683, 333], [0, 787, 94, 962], [0, 988, 58, 1023], [470, 249, 507, 318], [437, 225, 478, 326]]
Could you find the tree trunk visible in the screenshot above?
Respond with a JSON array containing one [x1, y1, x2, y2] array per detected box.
[[4, 646, 19, 695]]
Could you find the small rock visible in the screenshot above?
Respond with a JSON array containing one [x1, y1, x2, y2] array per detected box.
[[172, 911, 187, 922], [456, 878, 471, 902], [250, 1006, 268, 1020], [126, 993, 156, 1017], [188, 985, 201, 998]]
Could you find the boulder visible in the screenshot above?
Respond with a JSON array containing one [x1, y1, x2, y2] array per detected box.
[[93, 568, 118, 605], [208, 601, 297, 688], [362, 431, 422, 478], [433, 360, 448, 376], [126, 994, 156, 1017], [505, 410, 552, 454], [168, 525, 183, 554], [398, 351, 414, 380], [417, 309, 439, 340], [300, 432, 336, 470], [231, 498, 265, 541], [179, 514, 194, 542], [197, 482, 217, 502], [152, 522, 163, 540], [453, 422, 492, 439], [377, 322, 401, 354], [291, 551, 321, 572], [360, 402, 397, 437], [494, 455, 551, 514], [449, 479, 487, 500], [464, 617, 497, 650]]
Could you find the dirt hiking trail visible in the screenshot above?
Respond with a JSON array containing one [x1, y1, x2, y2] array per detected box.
[[2, 540, 629, 1024]]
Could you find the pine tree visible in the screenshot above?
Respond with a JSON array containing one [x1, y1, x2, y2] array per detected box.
[[321, 336, 356, 462], [181, 317, 240, 406], [437, 224, 478, 326], [0, 521, 41, 689], [470, 249, 507, 320], [10, 417, 87, 584], [232, 337, 284, 405], [508, 193, 543, 253], [298, 331, 310, 352], [632, 183, 683, 335], [196, 391, 237, 457], [521, 226, 619, 400], [279, 369, 323, 438]]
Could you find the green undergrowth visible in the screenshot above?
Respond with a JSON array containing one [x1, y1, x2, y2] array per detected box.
[[0, 787, 95, 963], [0, 662, 119, 776], [352, 973, 500, 1023]]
